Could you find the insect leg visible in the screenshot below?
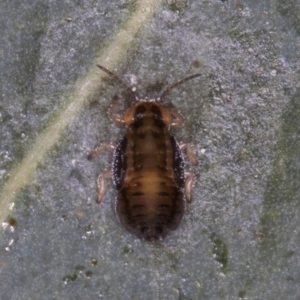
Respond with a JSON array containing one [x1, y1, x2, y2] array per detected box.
[[87, 143, 115, 160], [96, 169, 112, 203], [184, 170, 195, 202], [179, 143, 198, 166], [108, 95, 125, 125], [169, 104, 184, 128]]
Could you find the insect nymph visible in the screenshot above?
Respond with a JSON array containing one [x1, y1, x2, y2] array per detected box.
[[88, 65, 200, 242]]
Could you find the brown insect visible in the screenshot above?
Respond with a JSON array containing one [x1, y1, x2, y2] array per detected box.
[[88, 65, 200, 242]]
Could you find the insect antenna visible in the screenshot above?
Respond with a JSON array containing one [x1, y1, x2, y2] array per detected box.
[[97, 65, 136, 100], [159, 73, 201, 101]]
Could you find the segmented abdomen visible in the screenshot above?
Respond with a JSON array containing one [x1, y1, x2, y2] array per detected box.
[[116, 177, 184, 241], [112, 119, 185, 241]]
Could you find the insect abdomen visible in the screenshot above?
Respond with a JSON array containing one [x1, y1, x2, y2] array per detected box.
[[116, 176, 184, 242], [113, 113, 185, 241]]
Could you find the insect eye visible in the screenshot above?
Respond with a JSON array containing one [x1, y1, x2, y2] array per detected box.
[[134, 105, 146, 119], [151, 105, 162, 119]]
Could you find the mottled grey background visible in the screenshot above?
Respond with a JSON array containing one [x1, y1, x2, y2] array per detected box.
[[1, 0, 300, 299]]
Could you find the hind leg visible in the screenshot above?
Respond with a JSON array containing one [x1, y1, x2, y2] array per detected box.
[[178, 143, 198, 201], [184, 170, 195, 202]]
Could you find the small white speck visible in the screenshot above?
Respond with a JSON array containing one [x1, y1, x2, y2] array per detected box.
[[270, 69, 277, 76], [9, 202, 15, 210], [129, 74, 138, 85], [200, 148, 206, 154], [2, 222, 8, 230], [71, 159, 76, 166], [0, 169, 6, 179]]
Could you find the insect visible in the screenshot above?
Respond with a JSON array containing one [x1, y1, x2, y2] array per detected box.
[[88, 65, 200, 242]]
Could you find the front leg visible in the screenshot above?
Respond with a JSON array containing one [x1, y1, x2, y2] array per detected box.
[[169, 104, 184, 128], [108, 95, 125, 125]]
